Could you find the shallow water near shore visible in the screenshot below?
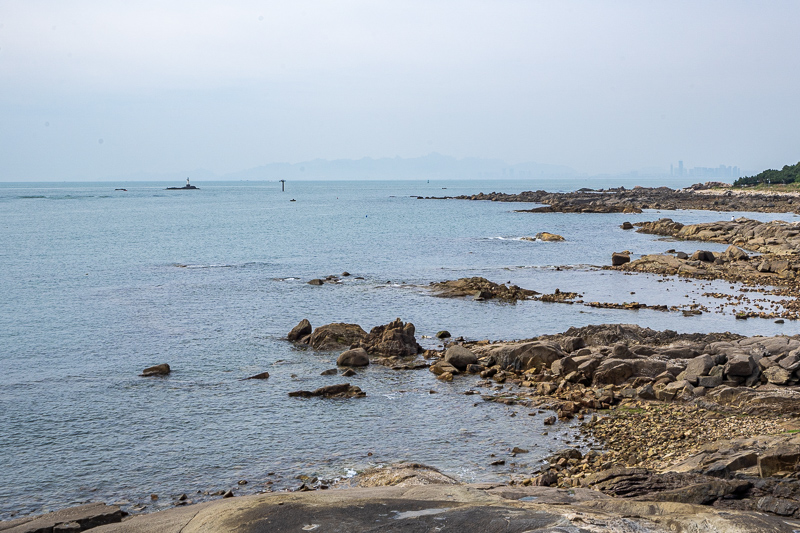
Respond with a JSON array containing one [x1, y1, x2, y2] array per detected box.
[[0, 178, 796, 519]]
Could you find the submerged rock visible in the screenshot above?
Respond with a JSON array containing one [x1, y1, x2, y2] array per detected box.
[[288, 383, 365, 399], [243, 372, 270, 380]]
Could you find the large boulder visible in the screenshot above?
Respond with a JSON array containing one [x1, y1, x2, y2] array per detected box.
[[551, 356, 578, 377], [593, 359, 634, 386], [611, 252, 630, 266], [684, 354, 714, 380], [488, 342, 565, 372], [308, 323, 367, 350], [354, 318, 421, 357], [444, 345, 478, 371], [723, 245, 749, 261], [337, 348, 370, 367], [725, 353, 755, 377], [287, 318, 312, 341]]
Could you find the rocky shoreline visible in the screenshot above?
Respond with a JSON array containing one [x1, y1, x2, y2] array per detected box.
[[8, 185, 800, 532], [422, 184, 800, 214], [10, 319, 800, 532]]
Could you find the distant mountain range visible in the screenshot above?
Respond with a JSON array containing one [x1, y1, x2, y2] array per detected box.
[[104, 153, 577, 181]]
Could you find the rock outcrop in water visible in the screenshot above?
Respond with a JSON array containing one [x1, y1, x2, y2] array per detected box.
[[288, 383, 365, 399], [289, 322, 367, 350], [429, 277, 539, 301], [140, 363, 171, 377]]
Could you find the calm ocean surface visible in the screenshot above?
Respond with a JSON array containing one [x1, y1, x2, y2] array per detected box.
[[0, 178, 795, 518]]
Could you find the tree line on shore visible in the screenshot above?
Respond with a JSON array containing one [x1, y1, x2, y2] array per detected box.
[[734, 161, 800, 187]]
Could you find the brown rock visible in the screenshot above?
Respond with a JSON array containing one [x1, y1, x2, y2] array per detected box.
[[288, 318, 312, 341], [611, 253, 630, 266], [354, 318, 421, 357], [140, 363, 170, 377], [308, 323, 367, 350]]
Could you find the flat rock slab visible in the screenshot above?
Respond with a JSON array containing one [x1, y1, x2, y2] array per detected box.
[[86, 484, 799, 533], [0, 503, 121, 533]]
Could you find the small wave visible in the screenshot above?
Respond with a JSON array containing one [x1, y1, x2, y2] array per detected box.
[[485, 236, 541, 242]]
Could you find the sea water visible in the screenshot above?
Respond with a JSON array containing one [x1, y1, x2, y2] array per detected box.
[[0, 178, 795, 518]]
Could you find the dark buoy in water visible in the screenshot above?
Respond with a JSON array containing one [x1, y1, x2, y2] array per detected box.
[[290, 199, 296, 202]]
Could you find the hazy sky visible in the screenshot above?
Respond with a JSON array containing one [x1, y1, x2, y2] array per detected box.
[[2, 1, 799, 180]]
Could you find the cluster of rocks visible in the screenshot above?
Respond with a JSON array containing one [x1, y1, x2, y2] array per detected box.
[[429, 277, 539, 302], [288, 317, 425, 369], [432, 186, 800, 214], [423, 323, 800, 520]]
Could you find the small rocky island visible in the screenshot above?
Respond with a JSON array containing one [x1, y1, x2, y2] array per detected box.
[[166, 178, 199, 190]]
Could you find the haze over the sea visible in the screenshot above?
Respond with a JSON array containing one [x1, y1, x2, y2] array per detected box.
[[2, 1, 800, 182]]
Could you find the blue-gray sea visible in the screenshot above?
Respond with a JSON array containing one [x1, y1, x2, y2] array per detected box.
[[0, 178, 795, 519]]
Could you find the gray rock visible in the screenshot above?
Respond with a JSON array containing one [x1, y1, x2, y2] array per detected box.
[[725, 353, 755, 377], [697, 374, 722, 388], [560, 336, 585, 353], [551, 357, 577, 377], [593, 360, 633, 386], [636, 383, 656, 400], [444, 345, 478, 371], [684, 354, 714, 380], [244, 372, 270, 380]]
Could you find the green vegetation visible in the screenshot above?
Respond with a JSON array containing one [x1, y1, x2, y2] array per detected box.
[[734, 161, 800, 187]]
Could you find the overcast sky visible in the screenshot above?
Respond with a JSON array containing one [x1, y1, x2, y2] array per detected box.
[[2, 1, 799, 180]]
